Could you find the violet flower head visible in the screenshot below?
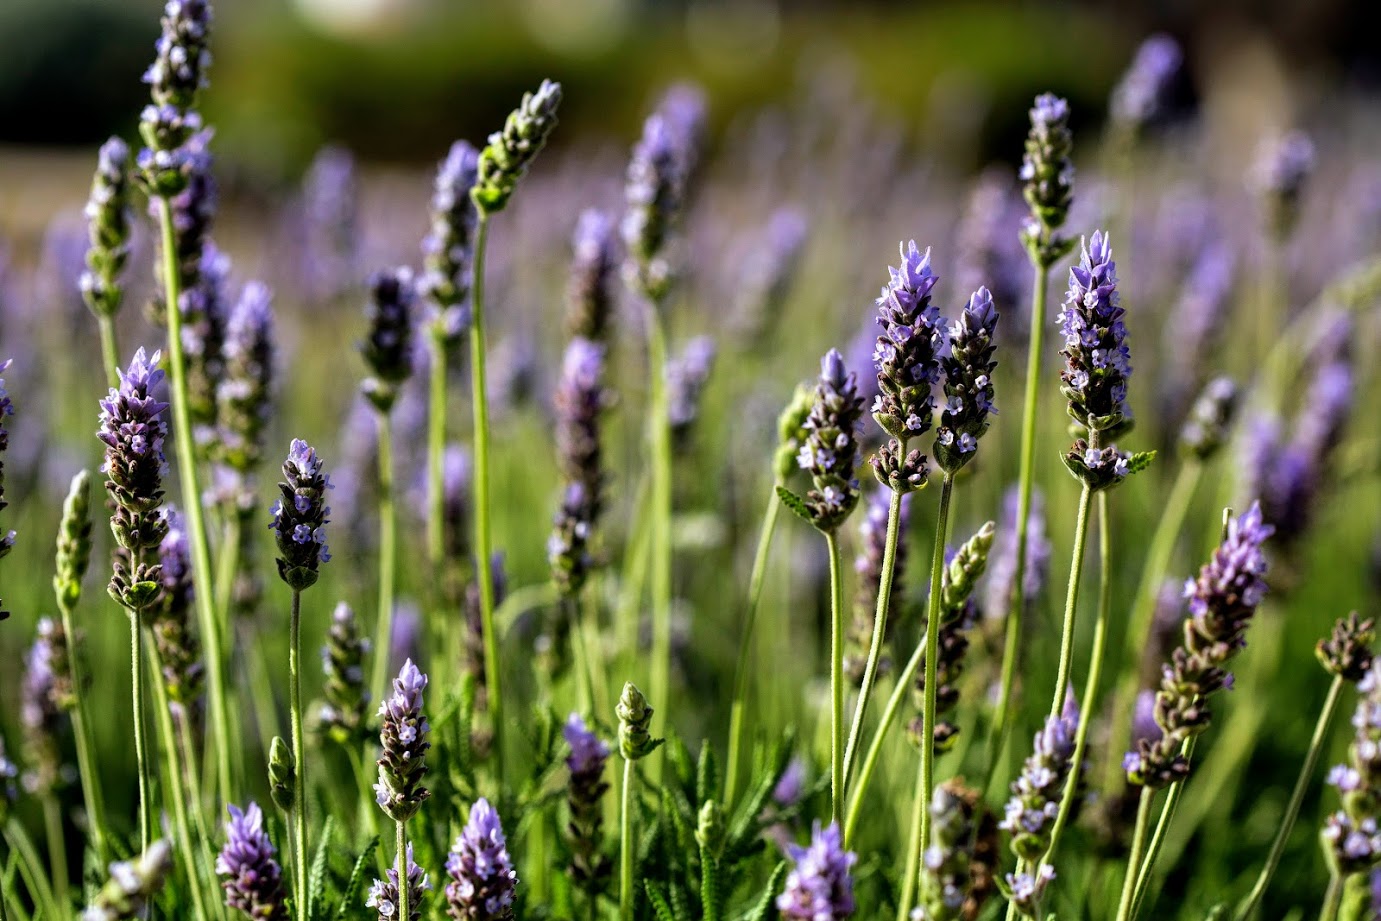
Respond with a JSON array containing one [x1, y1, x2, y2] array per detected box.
[[1001, 698, 1079, 860], [439, 444, 471, 564], [298, 145, 359, 302], [1110, 34, 1183, 134], [1252, 130, 1315, 240], [215, 280, 276, 476], [656, 82, 709, 187], [472, 79, 563, 215], [1179, 376, 1239, 461], [421, 140, 480, 344], [180, 241, 231, 435], [871, 241, 943, 443], [917, 780, 995, 921], [152, 505, 204, 718], [955, 167, 1026, 330], [99, 348, 170, 611], [1125, 504, 1274, 789], [564, 713, 612, 892], [82, 841, 174, 921], [136, 0, 212, 196], [1003, 864, 1056, 919], [731, 206, 809, 346], [773, 757, 808, 809], [1059, 231, 1131, 435], [1019, 93, 1074, 262], [445, 797, 519, 920], [1324, 658, 1381, 874], [216, 802, 289, 921], [1164, 241, 1235, 393], [776, 821, 857, 920], [565, 208, 618, 344], [1295, 360, 1353, 476], [549, 337, 610, 598], [622, 113, 683, 301], [666, 335, 716, 447], [375, 658, 431, 823], [368, 843, 431, 921], [0, 735, 17, 820], [81, 137, 134, 320], [270, 438, 331, 591], [360, 267, 417, 413], [846, 486, 911, 685], [935, 286, 999, 473], [317, 601, 371, 745], [1317, 612, 1376, 684], [792, 348, 866, 533], [22, 618, 70, 796]]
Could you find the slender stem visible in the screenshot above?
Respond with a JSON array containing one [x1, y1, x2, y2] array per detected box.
[[646, 304, 673, 784], [1002, 858, 1030, 921], [843, 635, 921, 847], [619, 757, 635, 921], [468, 215, 504, 777], [724, 489, 782, 808], [57, 600, 109, 866], [0, 853, 7, 921], [1043, 490, 1112, 863], [96, 315, 120, 390], [427, 335, 448, 571], [1049, 485, 1093, 720], [986, 259, 1051, 790], [177, 716, 227, 921], [148, 640, 212, 921], [1099, 461, 1201, 797], [614, 470, 651, 670], [898, 475, 954, 921], [4, 821, 58, 921], [40, 797, 66, 911], [346, 745, 381, 844], [568, 597, 595, 715], [155, 196, 231, 805], [842, 480, 907, 790], [827, 531, 845, 824], [395, 821, 409, 921], [289, 589, 309, 921], [1236, 676, 1345, 921], [1115, 788, 1156, 921], [1319, 875, 1344, 921], [129, 610, 152, 852], [369, 411, 398, 699], [213, 516, 241, 640], [1129, 737, 1197, 920]]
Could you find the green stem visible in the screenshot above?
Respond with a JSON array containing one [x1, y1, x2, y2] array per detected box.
[[96, 314, 120, 390], [842, 479, 907, 791], [213, 516, 241, 641], [468, 214, 504, 778], [155, 196, 231, 805], [1115, 787, 1156, 921], [1002, 858, 1030, 921], [619, 757, 636, 921], [40, 797, 66, 911], [843, 635, 921, 848], [724, 489, 781, 808], [986, 258, 1051, 791], [346, 745, 381, 847], [178, 715, 227, 921], [4, 821, 58, 921], [1129, 738, 1197, 920], [1319, 875, 1344, 921], [57, 600, 109, 867], [646, 305, 673, 784], [614, 471, 651, 671], [1099, 461, 1202, 798], [1235, 676, 1345, 921], [827, 531, 845, 825], [427, 334, 448, 571], [897, 474, 954, 921], [1049, 484, 1093, 720], [129, 610, 152, 852], [290, 589, 309, 921], [370, 411, 398, 700], [395, 821, 409, 921], [1043, 490, 1112, 864], [148, 640, 213, 921]]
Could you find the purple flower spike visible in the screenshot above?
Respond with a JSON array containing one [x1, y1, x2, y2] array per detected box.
[[375, 659, 431, 824], [566, 208, 618, 344], [935, 285, 999, 473], [1001, 702, 1079, 860], [1019, 93, 1074, 256], [1059, 231, 1131, 434], [792, 349, 865, 533], [216, 802, 289, 921], [421, 140, 480, 345], [1004, 864, 1055, 918], [1324, 659, 1381, 873], [1252, 130, 1315, 240], [1110, 34, 1182, 133], [563, 713, 611, 893], [623, 114, 684, 300], [549, 337, 611, 599], [367, 842, 431, 921], [445, 797, 519, 920], [270, 438, 331, 590], [776, 821, 857, 920]]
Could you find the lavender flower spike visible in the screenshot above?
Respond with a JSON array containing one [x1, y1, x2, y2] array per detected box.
[[0, 735, 17, 821], [375, 659, 431, 823], [368, 842, 431, 921], [1323, 657, 1381, 874], [1003, 864, 1056, 919], [1001, 695, 1079, 860], [1110, 34, 1182, 135], [81, 137, 134, 319], [421, 140, 480, 345], [316, 601, 371, 745], [215, 280, 276, 476], [216, 802, 289, 921], [622, 113, 685, 301], [565, 208, 618, 344], [1019, 93, 1075, 264], [270, 438, 331, 591], [471, 79, 563, 215], [444, 796, 519, 919], [99, 347, 170, 612], [666, 335, 716, 447], [549, 337, 610, 599], [152, 506, 204, 718], [777, 821, 858, 920], [564, 714, 612, 892], [82, 840, 174, 921], [1059, 231, 1131, 435], [360, 267, 417, 413], [1125, 503, 1274, 789], [1251, 130, 1315, 241], [935, 286, 999, 473], [790, 349, 866, 533], [137, 0, 213, 195]]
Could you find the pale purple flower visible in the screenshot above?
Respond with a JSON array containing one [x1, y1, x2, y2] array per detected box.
[[367, 843, 430, 921], [216, 802, 288, 920], [374, 659, 430, 823], [777, 821, 857, 920], [444, 797, 518, 919], [1110, 34, 1182, 131]]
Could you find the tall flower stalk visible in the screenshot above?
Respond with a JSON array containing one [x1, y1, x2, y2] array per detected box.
[[468, 79, 562, 778], [271, 438, 332, 921], [137, 0, 232, 805], [841, 242, 941, 796], [616, 683, 661, 921], [375, 661, 431, 921], [898, 286, 998, 921], [988, 93, 1076, 785], [780, 349, 865, 821], [360, 268, 417, 700], [80, 137, 134, 388], [99, 346, 170, 852]]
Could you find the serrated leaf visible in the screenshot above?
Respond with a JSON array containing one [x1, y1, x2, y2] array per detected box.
[[696, 741, 718, 806], [775, 486, 814, 524], [645, 882, 677, 921], [737, 861, 787, 921], [332, 836, 379, 921], [307, 815, 336, 920], [1126, 450, 1157, 476]]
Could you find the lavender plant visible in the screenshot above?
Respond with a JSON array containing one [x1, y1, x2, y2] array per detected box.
[[216, 802, 289, 920], [80, 138, 134, 386], [376, 660, 430, 921], [444, 797, 517, 920]]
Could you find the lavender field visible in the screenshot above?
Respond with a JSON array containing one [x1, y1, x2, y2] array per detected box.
[[1, 2, 1379, 919]]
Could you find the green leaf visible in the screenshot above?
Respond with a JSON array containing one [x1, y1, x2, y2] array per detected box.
[[1126, 450, 1157, 476], [646, 881, 678, 921], [737, 861, 787, 921], [307, 816, 336, 920], [332, 836, 379, 921], [775, 486, 814, 524], [696, 741, 719, 806]]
